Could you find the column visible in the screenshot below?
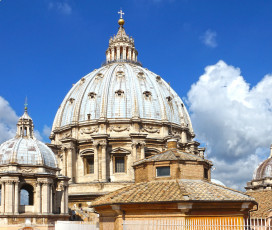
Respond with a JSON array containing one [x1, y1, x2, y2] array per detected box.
[[181, 130, 187, 143], [49, 185, 52, 214], [140, 142, 145, 160], [111, 48, 115, 61], [60, 185, 65, 214], [1, 182, 5, 214], [106, 50, 110, 62], [123, 47, 127, 60], [67, 147, 74, 183], [65, 186, 69, 214], [35, 182, 41, 213], [128, 48, 132, 60], [42, 183, 50, 214], [14, 182, 19, 214], [132, 50, 136, 61], [131, 143, 137, 163], [62, 149, 67, 176], [117, 47, 120, 60], [127, 153, 134, 179], [5, 181, 13, 214], [94, 143, 99, 181], [101, 143, 107, 182]]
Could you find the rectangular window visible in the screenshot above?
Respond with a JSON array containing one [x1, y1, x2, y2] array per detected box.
[[156, 166, 170, 177], [115, 156, 125, 173], [204, 168, 209, 179], [86, 156, 94, 174]]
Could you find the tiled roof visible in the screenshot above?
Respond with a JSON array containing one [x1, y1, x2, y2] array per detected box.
[[133, 150, 211, 166], [246, 190, 272, 218], [92, 179, 254, 207]]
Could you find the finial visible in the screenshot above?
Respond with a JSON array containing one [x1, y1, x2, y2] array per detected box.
[[24, 97, 28, 111], [118, 9, 125, 27]]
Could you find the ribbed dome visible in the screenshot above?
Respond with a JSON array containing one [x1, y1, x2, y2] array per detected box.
[[253, 157, 272, 180], [0, 137, 57, 168], [52, 63, 193, 131], [0, 108, 57, 168]]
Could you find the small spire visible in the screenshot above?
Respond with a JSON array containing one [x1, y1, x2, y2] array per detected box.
[[24, 96, 28, 111]]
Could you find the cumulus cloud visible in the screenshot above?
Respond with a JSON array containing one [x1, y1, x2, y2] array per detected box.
[[0, 97, 18, 144], [48, 1, 72, 15], [43, 125, 51, 138], [200, 29, 217, 48], [187, 60, 272, 190]]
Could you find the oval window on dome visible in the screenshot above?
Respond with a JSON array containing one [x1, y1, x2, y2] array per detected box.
[[115, 89, 124, 96], [69, 98, 75, 104], [137, 72, 145, 80], [143, 91, 152, 99], [166, 96, 172, 102], [88, 92, 97, 99]]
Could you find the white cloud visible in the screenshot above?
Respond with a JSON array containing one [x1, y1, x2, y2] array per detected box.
[[201, 29, 217, 48], [0, 97, 18, 144], [43, 125, 51, 138], [187, 60, 272, 190], [48, 1, 72, 15]]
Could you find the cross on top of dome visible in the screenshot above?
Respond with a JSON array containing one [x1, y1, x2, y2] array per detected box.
[[118, 9, 124, 18]]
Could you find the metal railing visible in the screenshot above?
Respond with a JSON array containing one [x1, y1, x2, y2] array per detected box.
[[123, 218, 272, 230]]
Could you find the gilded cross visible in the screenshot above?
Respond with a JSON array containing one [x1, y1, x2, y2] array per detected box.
[[118, 10, 124, 19]]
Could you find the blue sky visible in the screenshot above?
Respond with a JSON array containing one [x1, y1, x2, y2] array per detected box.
[[1, 0, 272, 189]]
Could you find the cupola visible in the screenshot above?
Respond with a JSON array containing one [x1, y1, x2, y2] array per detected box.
[[105, 10, 139, 65], [16, 101, 34, 138]]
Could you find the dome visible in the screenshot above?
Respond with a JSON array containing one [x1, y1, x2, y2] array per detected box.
[[52, 63, 193, 131], [253, 157, 272, 180], [0, 137, 57, 168], [0, 108, 57, 168]]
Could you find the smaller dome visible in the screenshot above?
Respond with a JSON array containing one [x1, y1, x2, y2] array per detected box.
[[253, 157, 272, 180], [0, 138, 57, 168], [0, 107, 57, 168]]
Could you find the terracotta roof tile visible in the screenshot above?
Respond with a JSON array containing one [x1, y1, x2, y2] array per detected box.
[[246, 190, 272, 218], [133, 150, 211, 166], [92, 179, 254, 207]]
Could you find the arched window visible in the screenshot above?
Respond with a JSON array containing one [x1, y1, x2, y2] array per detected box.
[[20, 184, 34, 205]]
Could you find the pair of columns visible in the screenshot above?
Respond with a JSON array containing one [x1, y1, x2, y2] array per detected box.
[[1, 180, 19, 214], [107, 47, 136, 62]]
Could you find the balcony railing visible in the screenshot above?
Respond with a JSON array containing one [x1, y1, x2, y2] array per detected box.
[[101, 59, 142, 67]]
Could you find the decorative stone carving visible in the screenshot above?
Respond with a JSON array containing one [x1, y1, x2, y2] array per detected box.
[[80, 127, 99, 135], [109, 125, 130, 132], [21, 168, 35, 173], [62, 132, 72, 138], [141, 125, 160, 134], [0, 167, 8, 173]]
